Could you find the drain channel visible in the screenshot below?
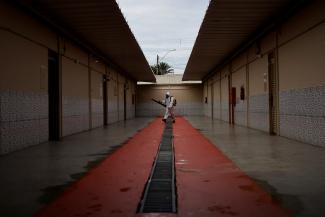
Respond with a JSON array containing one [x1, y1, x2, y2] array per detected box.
[[138, 118, 177, 213]]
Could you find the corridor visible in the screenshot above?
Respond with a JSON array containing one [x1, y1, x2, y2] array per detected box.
[[1, 1, 325, 217]]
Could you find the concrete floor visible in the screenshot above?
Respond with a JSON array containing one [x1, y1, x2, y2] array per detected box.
[[1, 116, 325, 217], [0, 117, 154, 217], [186, 116, 325, 217]]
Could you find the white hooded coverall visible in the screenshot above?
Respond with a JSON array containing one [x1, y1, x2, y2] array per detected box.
[[163, 95, 175, 120]]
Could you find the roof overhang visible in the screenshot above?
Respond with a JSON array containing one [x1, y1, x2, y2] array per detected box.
[[13, 0, 156, 82], [183, 0, 309, 81]]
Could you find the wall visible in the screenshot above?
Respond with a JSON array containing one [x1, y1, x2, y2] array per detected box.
[[118, 74, 125, 121], [126, 82, 135, 119], [277, 2, 325, 147], [106, 70, 118, 124], [232, 66, 247, 127], [0, 2, 54, 154], [61, 47, 90, 136], [0, 2, 135, 155], [0, 30, 49, 154], [203, 1, 325, 147], [90, 62, 105, 129], [220, 69, 229, 122], [136, 84, 203, 117], [206, 80, 212, 117], [203, 82, 209, 116], [248, 55, 269, 132], [212, 74, 221, 120]]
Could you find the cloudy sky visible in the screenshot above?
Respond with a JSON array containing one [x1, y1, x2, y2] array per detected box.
[[116, 0, 209, 74]]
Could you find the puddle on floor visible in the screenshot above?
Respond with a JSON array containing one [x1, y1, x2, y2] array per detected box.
[[253, 178, 304, 216], [38, 146, 122, 205]]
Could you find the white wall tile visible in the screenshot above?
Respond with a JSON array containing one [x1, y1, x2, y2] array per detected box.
[[0, 90, 49, 155]]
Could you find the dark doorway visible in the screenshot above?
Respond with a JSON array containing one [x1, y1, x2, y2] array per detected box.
[[103, 75, 108, 126], [48, 50, 60, 140], [268, 51, 277, 135]]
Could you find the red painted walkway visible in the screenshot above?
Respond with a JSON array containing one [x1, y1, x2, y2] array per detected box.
[[34, 117, 293, 217], [34, 118, 164, 217], [173, 117, 292, 217]]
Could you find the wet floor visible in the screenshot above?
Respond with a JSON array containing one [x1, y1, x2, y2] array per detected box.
[[1, 116, 325, 217], [0, 118, 153, 217], [9, 117, 296, 217], [186, 116, 325, 217], [33, 118, 165, 217]]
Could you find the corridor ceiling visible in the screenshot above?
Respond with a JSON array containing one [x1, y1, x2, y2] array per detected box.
[[183, 0, 303, 81], [15, 0, 156, 82]]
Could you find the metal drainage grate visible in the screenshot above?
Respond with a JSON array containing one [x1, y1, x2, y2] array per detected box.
[[138, 118, 177, 213]]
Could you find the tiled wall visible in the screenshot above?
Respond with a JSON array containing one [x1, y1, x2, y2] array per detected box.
[[62, 96, 89, 136], [136, 102, 164, 117], [248, 94, 269, 132], [118, 109, 124, 121], [91, 99, 103, 128], [279, 85, 325, 147], [175, 102, 204, 116], [136, 102, 203, 117], [221, 101, 229, 122], [213, 101, 221, 120], [126, 106, 135, 120], [107, 100, 118, 124], [126, 93, 135, 120], [234, 100, 247, 127], [107, 111, 118, 124], [0, 90, 48, 155], [203, 103, 210, 117]]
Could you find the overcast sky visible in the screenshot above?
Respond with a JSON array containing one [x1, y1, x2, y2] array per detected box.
[[116, 0, 209, 74]]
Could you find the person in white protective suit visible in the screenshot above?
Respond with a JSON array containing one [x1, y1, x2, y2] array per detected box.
[[162, 91, 176, 123]]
